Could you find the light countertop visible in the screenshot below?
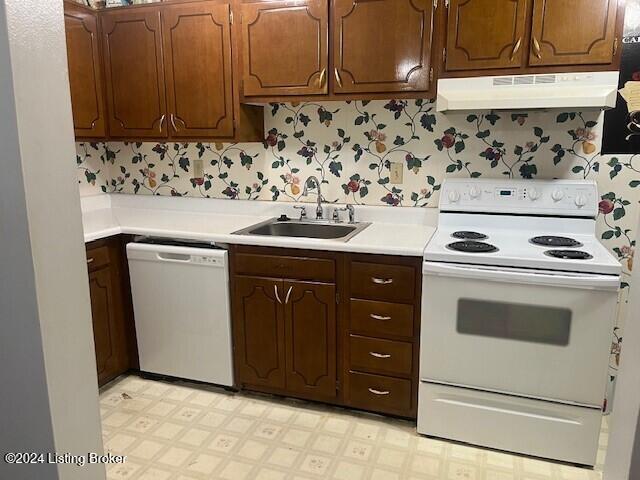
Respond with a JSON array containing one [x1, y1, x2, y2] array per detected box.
[[81, 194, 438, 257]]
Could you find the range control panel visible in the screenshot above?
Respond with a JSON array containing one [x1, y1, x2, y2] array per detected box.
[[439, 179, 598, 217]]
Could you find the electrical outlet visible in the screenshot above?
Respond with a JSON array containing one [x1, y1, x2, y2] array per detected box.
[[390, 162, 403, 184], [193, 158, 204, 179]]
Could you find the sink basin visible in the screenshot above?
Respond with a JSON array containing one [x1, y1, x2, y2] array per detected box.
[[233, 218, 371, 242]]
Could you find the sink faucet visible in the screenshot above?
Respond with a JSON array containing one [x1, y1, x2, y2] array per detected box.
[[303, 175, 324, 219]]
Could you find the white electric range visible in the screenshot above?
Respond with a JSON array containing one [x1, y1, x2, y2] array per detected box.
[[418, 179, 622, 466]]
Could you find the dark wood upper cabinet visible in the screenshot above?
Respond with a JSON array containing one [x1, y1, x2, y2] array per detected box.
[[162, 2, 234, 138], [241, 0, 329, 97], [233, 276, 287, 389], [445, 0, 529, 72], [64, 2, 107, 138], [284, 281, 337, 400], [332, 0, 434, 93], [529, 0, 618, 67], [101, 7, 167, 138]]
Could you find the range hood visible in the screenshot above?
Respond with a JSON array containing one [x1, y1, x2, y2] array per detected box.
[[437, 71, 620, 112]]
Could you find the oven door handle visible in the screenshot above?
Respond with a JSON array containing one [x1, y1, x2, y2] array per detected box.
[[423, 261, 620, 291]]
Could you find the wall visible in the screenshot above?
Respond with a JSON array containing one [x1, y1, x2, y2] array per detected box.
[[2, 0, 106, 478], [77, 102, 638, 387]]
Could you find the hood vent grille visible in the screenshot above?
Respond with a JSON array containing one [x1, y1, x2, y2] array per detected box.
[[493, 74, 558, 87]]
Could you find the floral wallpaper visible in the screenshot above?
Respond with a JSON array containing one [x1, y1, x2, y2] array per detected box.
[[76, 100, 638, 390]]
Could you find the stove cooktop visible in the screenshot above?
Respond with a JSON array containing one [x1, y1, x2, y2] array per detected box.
[[424, 214, 622, 276]]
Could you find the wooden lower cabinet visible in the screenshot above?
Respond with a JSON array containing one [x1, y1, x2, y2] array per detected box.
[[284, 281, 337, 400], [86, 237, 137, 387], [230, 246, 420, 418]]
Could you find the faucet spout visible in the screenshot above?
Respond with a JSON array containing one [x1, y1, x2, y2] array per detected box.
[[303, 176, 324, 219]]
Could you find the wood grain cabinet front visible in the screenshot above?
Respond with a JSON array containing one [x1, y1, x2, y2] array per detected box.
[[162, 2, 235, 138], [528, 0, 619, 67], [101, 7, 167, 138], [445, 0, 529, 72], [240, 0, 329, 97], [86, 237, 137, 387], [332, 0, 435, 94], [64, 1, 107, 139]]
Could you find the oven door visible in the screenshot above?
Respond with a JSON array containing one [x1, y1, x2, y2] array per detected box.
[[420, 261, 619, 407]]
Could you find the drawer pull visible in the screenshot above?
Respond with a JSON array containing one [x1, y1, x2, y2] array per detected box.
[[368, 388, 390, 396], [369, 351, 391, 359], [87, 258, 95, 264], [274, 284, 282, 304], [371, 277, 393, 285], [370, 313, 392, 321]]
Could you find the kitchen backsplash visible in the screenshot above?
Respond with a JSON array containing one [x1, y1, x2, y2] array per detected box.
[[77, 100, 637, 375]]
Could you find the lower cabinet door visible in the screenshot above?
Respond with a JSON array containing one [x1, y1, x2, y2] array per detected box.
[[283, 281, 337, 400], [88, 265, 120, 385], [233, 277, 286, 389]]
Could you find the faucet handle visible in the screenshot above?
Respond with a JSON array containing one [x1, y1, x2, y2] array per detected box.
[[334, 204, 356, 223], [293, 205, 307, 220]]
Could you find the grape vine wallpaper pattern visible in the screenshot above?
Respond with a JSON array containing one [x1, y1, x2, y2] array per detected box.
[[77, 100, 638, 384]]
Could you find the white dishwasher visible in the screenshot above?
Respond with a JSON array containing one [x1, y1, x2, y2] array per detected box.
[[127, 238, 233, 386]]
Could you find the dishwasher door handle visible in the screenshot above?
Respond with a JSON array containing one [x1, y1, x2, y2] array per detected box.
[[157, 252, 192, 263]]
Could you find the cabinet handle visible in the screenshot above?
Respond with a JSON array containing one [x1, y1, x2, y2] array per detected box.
[[274, 284, 282, 304], [510, 37, 522, 61], [334, 68, 343, 88], [368, 388, 390, 396], [371, 277, 393, 285], [532, 36, 542, 59], [370, 313, 392, 321], [158, 114, 166, 133], [170, 114, 180, 133], [318, 68, 327, 88], [369, 352, 391, 359], [87, 258, 94, 264], [284, 286, 293, 304]]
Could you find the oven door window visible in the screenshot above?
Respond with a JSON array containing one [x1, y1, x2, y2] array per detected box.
[[457, 299, 572, 346]]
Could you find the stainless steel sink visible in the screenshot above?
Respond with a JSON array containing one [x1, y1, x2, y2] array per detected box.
[[232, 218, 371, 242]]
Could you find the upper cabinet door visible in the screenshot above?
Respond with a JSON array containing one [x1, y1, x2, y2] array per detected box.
[[529, 0, 618, 67], [64, 3, 106, 138], [162, 2, 234, 138], [101, 8, 167, 138], [333, 0, 434, 93], [241, 1, 329, 97], [445, 0, 529, 71]]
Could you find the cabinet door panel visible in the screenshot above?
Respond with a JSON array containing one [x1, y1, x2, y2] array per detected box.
[[162, 2, 234, 138], [284, 281, 337, 400], [529, 0, 618, 66], [241, 1, 328, 96], [333, 0, 434, 93], [233, 277, 286, 389], [446, 0, 529, 71], [89, 267, 119, 384], [65, 3, 106, 138], [101, 8, 167, 138]]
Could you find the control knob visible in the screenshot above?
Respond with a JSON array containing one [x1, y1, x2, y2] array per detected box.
[[448, 190, 461, 203], [575, 194, 587, 208], [551, 189, 565, 202], [469, 186, 481, 199], [528, 188, 541, 201]]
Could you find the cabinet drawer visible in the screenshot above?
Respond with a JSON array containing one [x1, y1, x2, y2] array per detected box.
[[350, 299, 414, 338], [234, 253, 335, 282], [348, 371, 412, 416], [350, 335, 412, 376], [350, 262, 415, 302], [86, 245, 110, 271]]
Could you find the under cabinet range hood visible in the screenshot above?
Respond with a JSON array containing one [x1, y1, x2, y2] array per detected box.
[[436, 71, 620, 112]]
